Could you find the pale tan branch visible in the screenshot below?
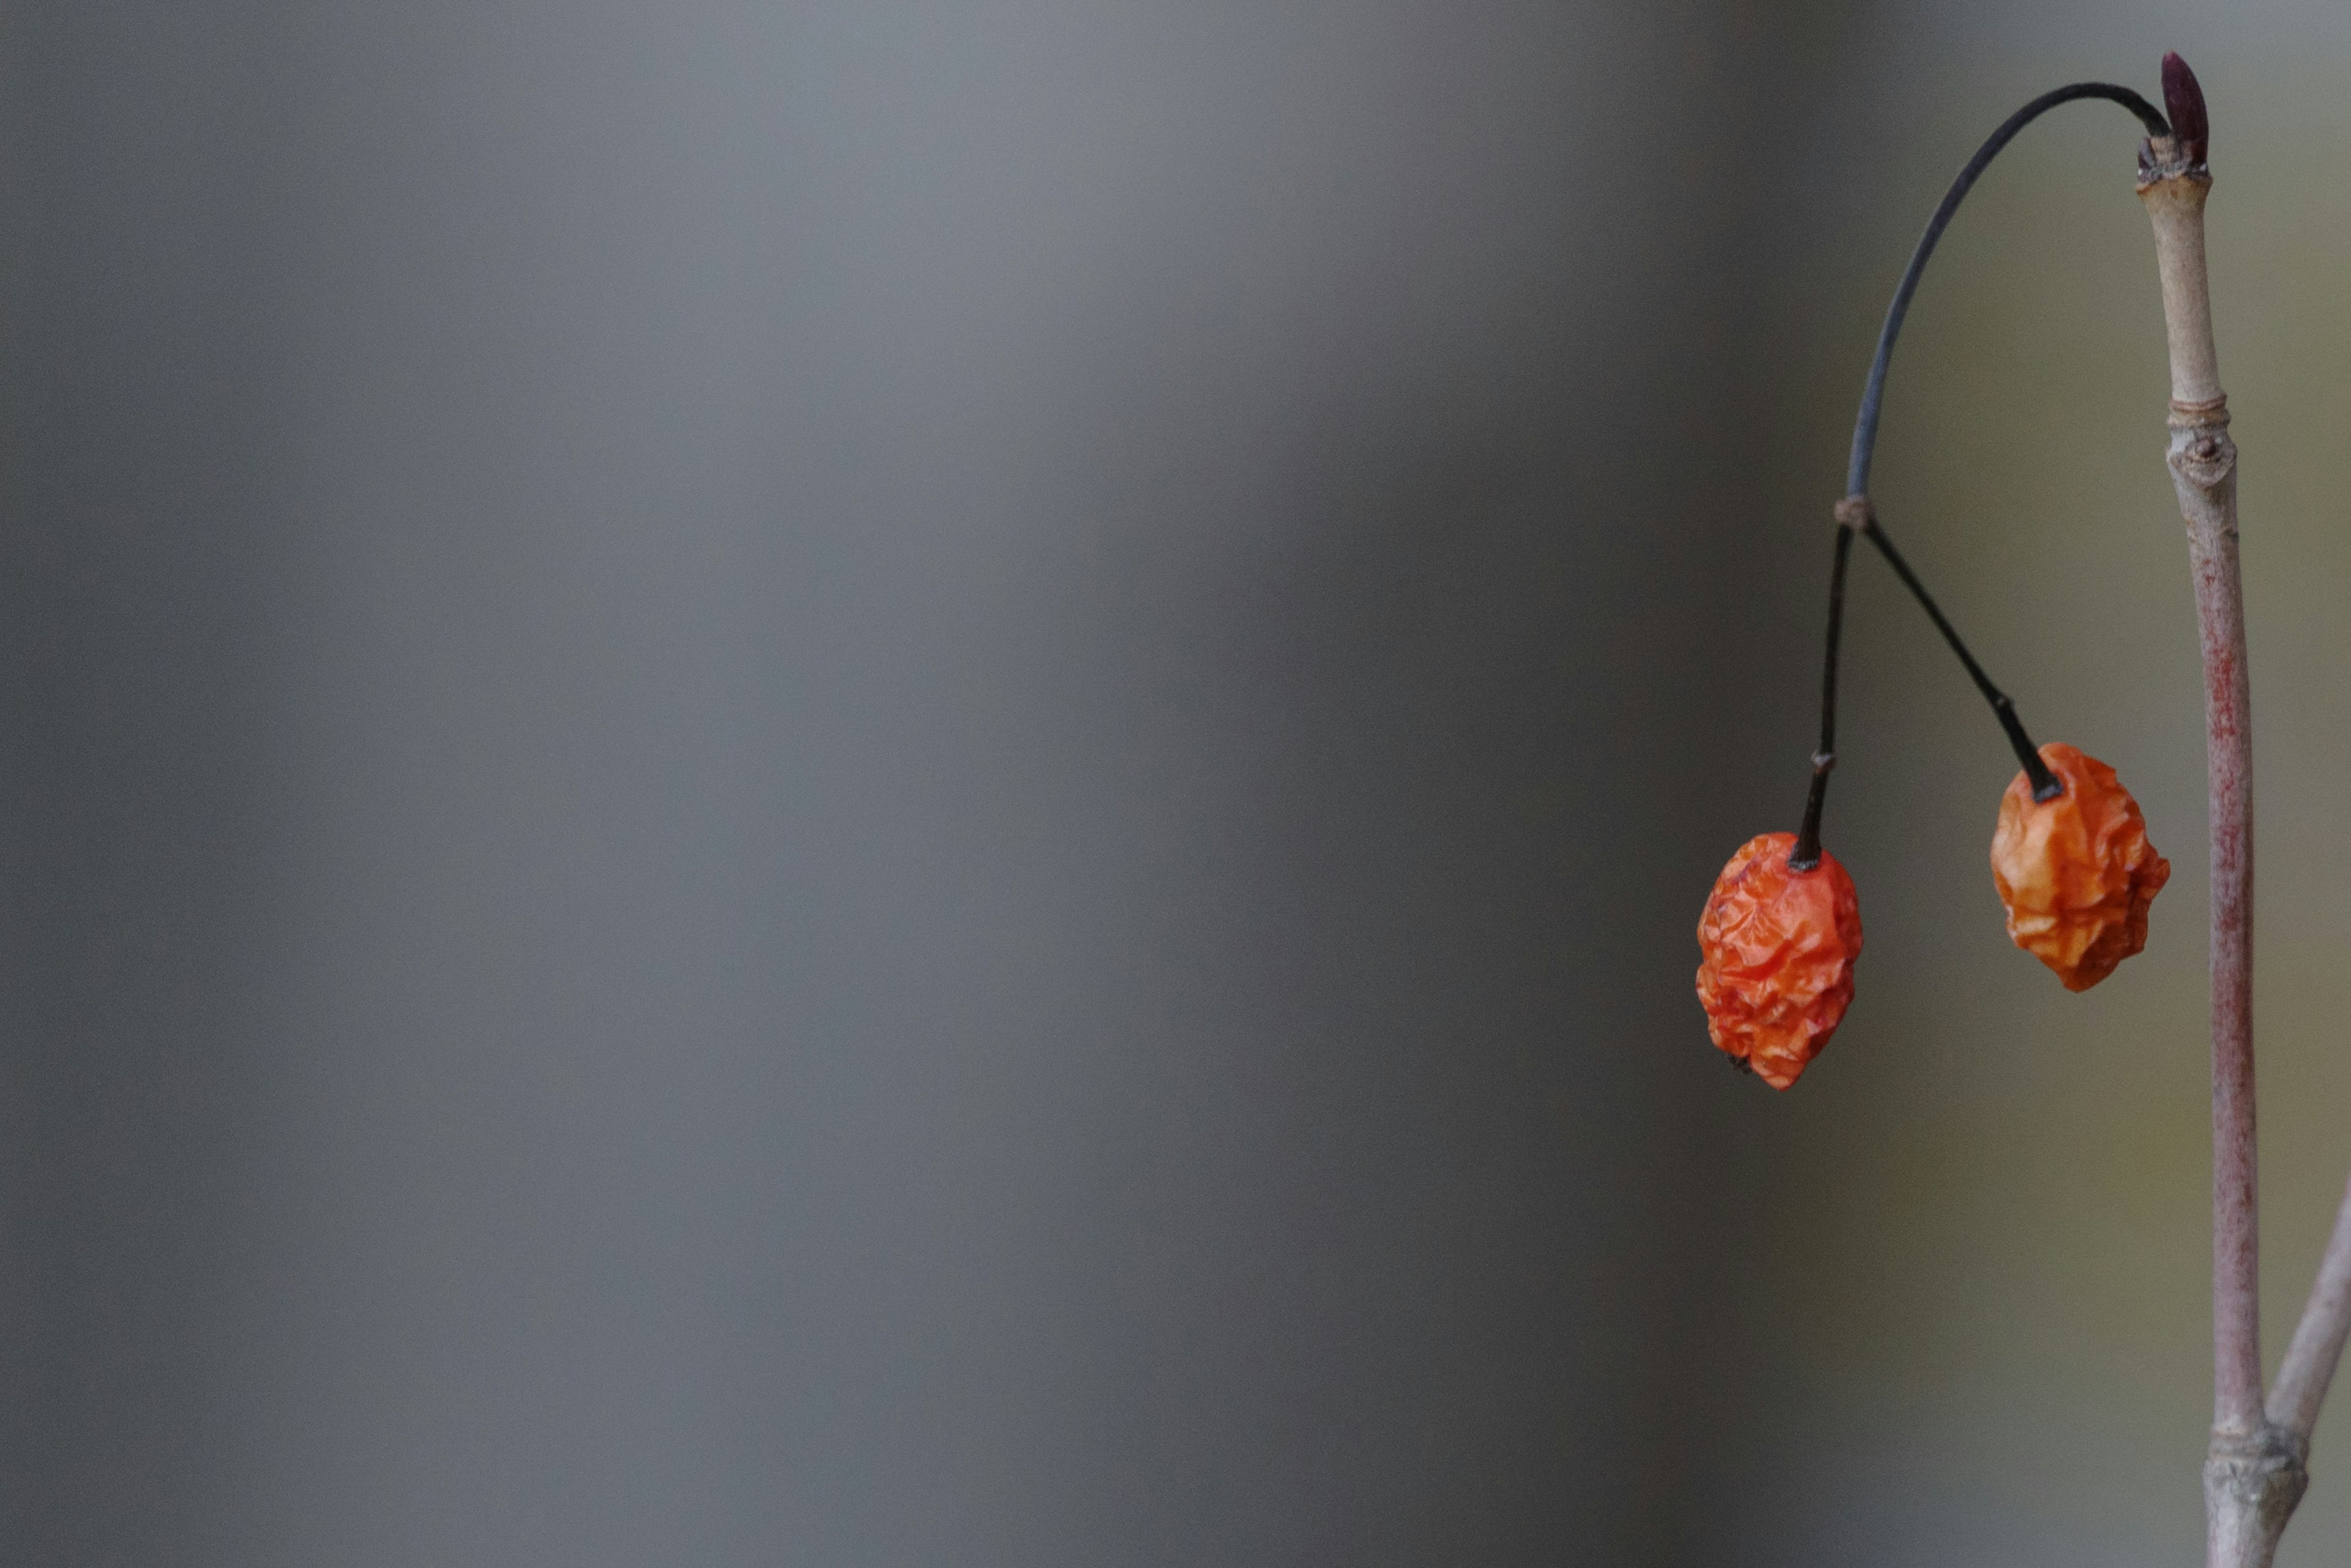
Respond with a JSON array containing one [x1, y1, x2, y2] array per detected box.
[[2140, 129, 2295, 1568]]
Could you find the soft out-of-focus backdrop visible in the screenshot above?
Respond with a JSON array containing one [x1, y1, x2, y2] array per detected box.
[[2, 2, 2350, 1563]]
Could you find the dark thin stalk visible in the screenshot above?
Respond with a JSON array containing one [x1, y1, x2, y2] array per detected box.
[[1862, 519, 2061, 800], [1788, 523, 1852, 872], [1849, 82, 2167, 496], [1795, 81, 2165, 851]]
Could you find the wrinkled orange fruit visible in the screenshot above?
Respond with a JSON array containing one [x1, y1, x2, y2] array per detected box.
[[1695, 831, 1863, 1090], [1990, 742, 2170, 991]]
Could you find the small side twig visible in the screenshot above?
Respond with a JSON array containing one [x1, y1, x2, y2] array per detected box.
[[2269, 1169, 2351, 1442]]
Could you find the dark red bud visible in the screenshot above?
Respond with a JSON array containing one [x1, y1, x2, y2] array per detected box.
[[2162, 52, 2209, 160]]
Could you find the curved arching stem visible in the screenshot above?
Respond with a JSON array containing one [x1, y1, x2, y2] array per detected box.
[[1792, 83, 2165, 863], [1848, 82, 2169, 496]]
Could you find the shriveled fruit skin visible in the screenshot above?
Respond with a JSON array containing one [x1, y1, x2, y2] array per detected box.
[[1696, 831, 1863, 1090], [1990, 742, 2170, 992]]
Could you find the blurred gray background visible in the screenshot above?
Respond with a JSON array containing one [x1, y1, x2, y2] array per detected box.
[[2, 2, 2350, 1563]]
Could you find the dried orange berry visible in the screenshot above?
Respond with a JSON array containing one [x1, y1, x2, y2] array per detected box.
[[1989, 742, 2170, 991], [1695, 831, 1863, 1090]]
